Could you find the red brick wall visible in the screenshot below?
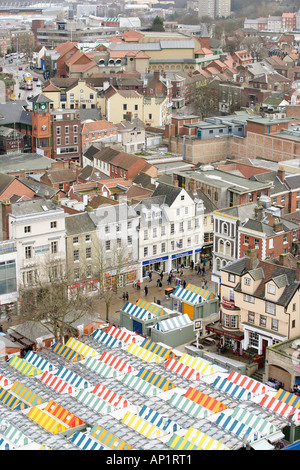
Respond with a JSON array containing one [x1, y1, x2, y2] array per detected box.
[[0, 180, 35, 200]]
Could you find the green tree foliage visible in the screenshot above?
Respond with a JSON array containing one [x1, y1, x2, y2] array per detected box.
[[152, 16, 165, 32]]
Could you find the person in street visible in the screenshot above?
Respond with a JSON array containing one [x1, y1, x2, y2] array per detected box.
[[137, 280, 141, 290], [125, 292, 129, 301], [144, 285, 148, 296], [157, 278, 161, 287]]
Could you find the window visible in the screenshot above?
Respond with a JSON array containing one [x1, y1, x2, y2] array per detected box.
[[161, 242, 166, 253], [25, 246, 32, 259], [105, 225, 109, 233], [56, 137, 61, 146], [267, 284, 276, 294], [73, 250, 79, 262], [74, 268, 80, 281], [86, 247, 91, 259], [149, 114, 152, 120], [56, 126, 61, 135], [283, 234, 288, 244], [51, 241, 58, 254], [161, 226, 166, 236], [73, 125, 78, 133], [244, 294, 254, 303], [249, 331, 259, 349], [244, 277, 251, 286], [73, 237, 79, 244], [86, 234, 91, 242], [271, 318, 278, 331], [170, 223, 175, 234], [123, 104, 127, 110], [144, 247, 148, 257], [266, 301, 276, 315], [269, 239, 274, 249], [106, 240, 110, 251], [179, 222, 183, 232], [153, 227, 157, 238], [228, 274, 235, 283], [65, 126, 69, 134], [144, 230, 148, 240], [127, 235, 132, 246], [24, 226, 31, 233], [244, 236, 249, 245], [153, 245, 157, 255], [260, 315, 267, 327], [248, 311, 255, 323], [51, 221, 57, 229]]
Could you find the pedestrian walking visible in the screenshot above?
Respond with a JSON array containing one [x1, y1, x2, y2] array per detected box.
[[157, 278, 161, 287], [167, 275, 171, 286], [160, 271, 163, 281], [144, 285, 148, 296], [122, 292, 126, 301], [182, 279, 186, 289], [149, 272, 152, 282], [125, 292, 129, 301], [137, 280, 141, 290], [190, 260, 194, 270], [197, 265, 201, 275], [204, 279, 208, 289]]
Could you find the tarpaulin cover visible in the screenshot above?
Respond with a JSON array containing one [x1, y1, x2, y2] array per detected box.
[[121, 373, 159, 396], [71, 430, 105, 450], [0, 386, 29, 411], [55, 366, 91, 389], [165, 358, 202, 380], [121, 410, 166, 440], [138, 405, 181, 433], [8, 356, 43, 376], [98, 351, 136, 374], [184, 387, 227, 413], [126, 343, 165, 363], [177, 353, 216, 376], [169, 392, 213, 419], [66, 337, 99, 358], [39, 371, 77, 394], [23, 351, 55, 372], [90, 424, 132, 450], [137, 367, 175, 391], [9, 381, 45, 406], [51, 342, 85, 361], [92, 383, 131, 408], [213, 376, 253, 400], [184, 426, 229, 450], [140, 338, 176, 359]]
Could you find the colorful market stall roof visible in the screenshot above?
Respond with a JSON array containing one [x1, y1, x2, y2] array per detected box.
[[105, 325, 140, 345], [168, 433, 201, 450], [137, 367, 175, 391], [184, 426, 229, 450], [169, 392, 213, 419], [126, 343, 165, 364], [92, 329, 124, 348], [0, 374, 12, 389], [71, 430, 105, 450], [66, 337, 100, 358], [230, 406, 280, 437], [92, 383, 132, 409], [121, 410, 166, 440], [0, 418, 32, 448], [39, 371, 77, 394], [257, 394, 300, 421], [226, 371, 267, 396], [153, 313, 193, 332], [214, 412, 262, 442], [184, 387, 227, 413], [75, 389, 117, 414], [275, 389, 300, 409], [84, 356, 123, 378], [98, 351, 137, 374], [185, 283, 216, 301], [170, 285, 202, 305], [0, 386, 29, 411], [136, 298, 167, 317], [138, 405, 181, 434], [121, 372, 160, 397], [140, 338, 176, 359], [9, 381, 45, 406], [55, 366, 91, 389], [121, 301, 156, 321], [27, 400, 85, 434], [213, 376, 254, 401], [8, 355, 43, 376], [51, 342, 85, 361], [90, 424, 132, 450], [23, 351, 55, 372], [165, 358, 203, 380], [177, 353, 216, 376]]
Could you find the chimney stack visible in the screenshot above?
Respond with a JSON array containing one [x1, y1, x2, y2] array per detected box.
[[279, 253, 287, 267], [296, 261, 300, 282], [245, 244, 259, 271], [254, 204, 264, 221], [1, 200, 12, 240], [277, 168, 285, 182]]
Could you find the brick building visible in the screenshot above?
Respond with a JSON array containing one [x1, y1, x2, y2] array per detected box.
[[51, 109, 82, 162]]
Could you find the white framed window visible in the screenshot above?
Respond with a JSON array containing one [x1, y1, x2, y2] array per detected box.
[[267, 284, 276, 294], [266, 301, 276, 315]]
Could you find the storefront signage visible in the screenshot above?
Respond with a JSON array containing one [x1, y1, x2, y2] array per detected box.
[[171, 250, 193, 259], [142, 255, 169, 266]]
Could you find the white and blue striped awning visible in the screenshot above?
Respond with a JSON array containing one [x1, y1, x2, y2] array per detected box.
[[92, 329, 123, 348], [170, 286, 200, 305], [154, 314, 192, 332], [55, 366, 91, 389], [23, 351, 55, 372], [213, 376, 253, 400], [138, 405, 181, 434], [214, 412, 262, 442], [71, 430, 106, 450], [122, 301, 155, 320]]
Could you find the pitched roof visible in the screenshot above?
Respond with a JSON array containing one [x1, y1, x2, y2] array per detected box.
[[82, 120, 117, 133], [151, 182, 182, 206], [43, 169, 77, 184], [65, 212, 96, 236]]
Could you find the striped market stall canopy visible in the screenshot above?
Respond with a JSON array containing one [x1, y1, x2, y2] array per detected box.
[[168, 434, 201, 450], [9, 381, 45, 406], [214, 412, 262, 442], [55, 366, 91, 389], [121, 372, 160, 397], [275, 389, 300, 409], [226, 371, 267, 396], [51, 342, 85, 361], [136, 298, 167, 317], [184, 426, 229, 450], [169, 392, 213, 419], [153, 314, 192, 332], [231, 407, 280, 437], [71, 430, 105, 450], [122, 301, 156, 321], [90, 424, 132, 450], [8, 356, 43, 377], [39, 371, 77, 394], [126, 343, 165, 364], [177, 353, 216, 376], [84, 357, 123, 378], [140, 338, 176, 359], [75, 389, 117, 414], [121, 410, 166, 440], [28, 400, 85, 435], [137, 367, 175, 391], [66, 337, 100, 358], [184, 387, 227, 413], [165, 358, 203, 380], [98, 351, 137, 374], [185, 284, 216, 301], [105, 325, 137, 345], [0, 386, 29, 410], [0, 374, 12, 389], [0, 418, 32, 448], [92, 330, 123, 348], [213, 376, 253, 401], [171, 286, 201, 305], [138, 405, 181, 434], [23, 351, 55, 372], [257, 394, 300, 421], [92, 383, 132, 409], [0, 436, 12, 450]]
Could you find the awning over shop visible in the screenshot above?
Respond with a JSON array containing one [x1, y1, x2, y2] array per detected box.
[[51, 342, 85, 361], [90, 424, 132, 450], [177, 353, 216, 376], [138, 405, 181, 434], [140, 338, 176, 359], [92, 383, 132, 409], [71, 430, 105, 450], [169, 392, 213, 419], [84, 357, 123, 378], [165, 358, 203, 380], [126, 343, 165, 363], [206, 322, 244, 341], [55, 366, 91, 389], [66, 337, 100, 358], [0, 386, 29, 411], [137, 367, 176, 391], [75, 390, 117, 414], [184, 387, 227, 413], [98, 351, 137, 374], [23, 351, 55, 372], [213, 376, 253, 400], [226, 371, 267, 396], [39, 371, 77, 395], [9, 381, 45, 406], [8, 356, 43, 376], [184, 426, 229, 450], [121, 372, 160, 396], [153, 314, 193, 332], [121, 410, 167, 440]]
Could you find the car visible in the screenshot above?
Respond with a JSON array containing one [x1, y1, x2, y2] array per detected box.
[[36, 82, 41, 87], [33, 77, 38, 81], [18, 66, 22, 71]]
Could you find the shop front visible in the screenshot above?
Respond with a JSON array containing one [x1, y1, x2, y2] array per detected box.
[[142, 255, 169, 278], [206, 322, 244, 354], [171, 250, 193, 270]]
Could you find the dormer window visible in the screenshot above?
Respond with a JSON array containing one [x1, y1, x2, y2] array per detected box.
[[267, 284, 276, 295], [244, 277, 251, 286]]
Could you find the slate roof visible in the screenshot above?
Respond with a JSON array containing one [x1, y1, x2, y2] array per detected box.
[[285, 174, 300, 190], [65, 212, 97, 236], [250, 171, 288, 195], [151, 182, 182, 207]]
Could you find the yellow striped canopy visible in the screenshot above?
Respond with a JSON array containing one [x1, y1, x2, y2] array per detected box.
[[138, 367, 175, 391], [141, 338, 175, 359], [121, 411, 166, 440], [28, 406, 69, 435], [184, 427, 229, 450], [186, 283, 215, 300], [178, 353, 216, 375], [66, 337, 99, 358], [136, 299, 166, 317], [8, 356, 43, 376], [126, 343, 164, 363], [168, 434, 202, 450], [275, 389, 300, 409], [10, 381, 45, 406], [51, 342, 85, 361], [90, 425, 132, 450]]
